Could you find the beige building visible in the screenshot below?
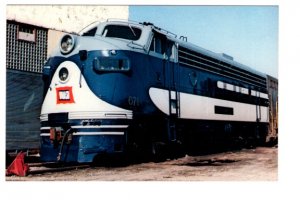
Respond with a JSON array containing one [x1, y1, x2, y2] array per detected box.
[[7, 5, 129, 60], [6, 5, 129, 32]]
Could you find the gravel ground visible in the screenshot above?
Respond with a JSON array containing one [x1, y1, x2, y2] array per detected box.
[[6, 147, 277, 181]]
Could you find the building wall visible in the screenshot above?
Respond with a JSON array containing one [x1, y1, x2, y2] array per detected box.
[[267, 75, 278, 142], [7, 5, 129, 59], [6, 5, 129, 33]]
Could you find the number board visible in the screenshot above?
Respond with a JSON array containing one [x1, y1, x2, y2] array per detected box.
[[56, 86, 75, 104]]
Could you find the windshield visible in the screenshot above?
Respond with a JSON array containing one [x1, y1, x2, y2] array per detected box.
[[102, 25, 142, 41], [78, 21, 100, 36], [81, 27, 97, 36]]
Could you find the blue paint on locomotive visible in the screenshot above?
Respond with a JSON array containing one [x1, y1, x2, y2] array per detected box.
[[40, 20, 271, 163], [40, 115, 130, 162], [41, 135, 124, 162], [43, 50, 166, 114], [40, 135, 80, 162], [44, 48, 268, 112]]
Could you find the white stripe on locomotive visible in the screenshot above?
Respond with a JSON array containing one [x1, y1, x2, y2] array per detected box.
[[149, 87, 269, 122], [40, 61, 132, 120]]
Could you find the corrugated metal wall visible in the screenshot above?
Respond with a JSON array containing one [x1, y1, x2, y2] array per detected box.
[[6, 20, 46, 150], [6, 70, 43, 150]]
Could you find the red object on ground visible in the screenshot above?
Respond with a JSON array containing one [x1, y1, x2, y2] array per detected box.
[[6, 152, 29, 176]]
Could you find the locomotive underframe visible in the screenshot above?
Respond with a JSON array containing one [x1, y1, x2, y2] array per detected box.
[[40, 113, 268, 163]]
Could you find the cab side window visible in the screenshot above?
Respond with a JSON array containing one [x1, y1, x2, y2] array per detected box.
[[149, 32, 177, 60], [150, 36, 163, 54]]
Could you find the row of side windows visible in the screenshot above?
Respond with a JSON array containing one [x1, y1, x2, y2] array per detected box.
[[217, 81, 269, 99]]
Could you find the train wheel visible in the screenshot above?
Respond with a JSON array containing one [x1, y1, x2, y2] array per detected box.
[[6, 151, 13, 168], [151, 142, 167, 162], [168, 140, 185, 159]]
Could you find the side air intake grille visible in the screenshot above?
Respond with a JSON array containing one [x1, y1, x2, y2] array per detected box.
[[178, 46, 267, 89]]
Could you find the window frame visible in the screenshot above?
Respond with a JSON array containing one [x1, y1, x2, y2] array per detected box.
[[102, 24, 142, 41], [17, 24, 36, 43]]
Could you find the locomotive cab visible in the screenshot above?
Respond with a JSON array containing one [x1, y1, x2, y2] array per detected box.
[[80, 20, 154, 51]]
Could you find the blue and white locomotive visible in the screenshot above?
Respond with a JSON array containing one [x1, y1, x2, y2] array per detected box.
[[40, 19, 270, 162]]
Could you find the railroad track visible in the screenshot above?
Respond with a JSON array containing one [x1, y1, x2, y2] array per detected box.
[[27, 162, 90, 175], [6, 150, 90, 176]]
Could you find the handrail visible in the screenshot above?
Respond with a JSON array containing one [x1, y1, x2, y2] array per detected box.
[[107, 18, 177, 38]]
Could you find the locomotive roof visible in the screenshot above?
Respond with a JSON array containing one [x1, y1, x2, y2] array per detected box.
[[80, 19, 267, 79], [137, 20, 267, 79], [175, 39, 267, 79]]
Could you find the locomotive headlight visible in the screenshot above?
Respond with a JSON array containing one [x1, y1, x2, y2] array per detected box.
[[60, 34, 76, 54], [59, 67, 69, 82]]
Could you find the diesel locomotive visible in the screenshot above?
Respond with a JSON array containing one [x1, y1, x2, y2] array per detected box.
[[40, 19, 275, 162]]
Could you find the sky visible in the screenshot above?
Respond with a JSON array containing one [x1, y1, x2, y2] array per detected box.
[[129, 6, 278, 78]]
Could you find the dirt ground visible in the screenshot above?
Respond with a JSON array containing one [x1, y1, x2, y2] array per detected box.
[[6, 147, 277, 181]]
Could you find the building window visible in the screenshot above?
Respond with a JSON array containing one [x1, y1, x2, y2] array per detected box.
[[17, 24, 36, 42]]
